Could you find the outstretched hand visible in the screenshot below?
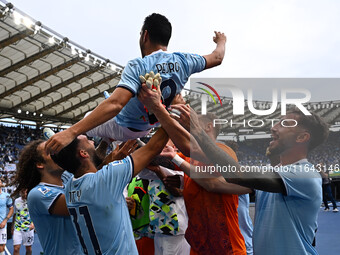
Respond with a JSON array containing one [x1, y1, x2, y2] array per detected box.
[[45, 129, 76, 155], [169, 104, 202, 135], [98, 140, 138, 168], [111, 140, 138, 161], [114, 140, 138, 160], [213, 31, 226, 45]]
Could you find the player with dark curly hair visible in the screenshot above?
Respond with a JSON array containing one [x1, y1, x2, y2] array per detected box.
[[13, 140, 82, 255]]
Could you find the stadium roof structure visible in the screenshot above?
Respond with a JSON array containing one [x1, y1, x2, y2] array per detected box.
[[0, 1, 123, 127], [184, 89, 340, 137]]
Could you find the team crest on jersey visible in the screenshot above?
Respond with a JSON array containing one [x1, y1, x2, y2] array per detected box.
[[38, 187, 52, 196]]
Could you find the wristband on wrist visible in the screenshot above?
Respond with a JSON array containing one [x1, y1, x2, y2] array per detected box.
[[171, 154, 185, 167]]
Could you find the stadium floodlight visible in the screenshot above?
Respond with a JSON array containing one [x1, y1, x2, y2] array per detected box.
[[13, 11, 22, 25], [26, 111, 29, 114], [17, 109, 21, 113], [33, 112, 36, 116], [109, 63, 117, 71], [22, 16, 34, 29], [71, 46, 77, 55], [40, 113, 43, 117], [48, 37, 55, 44]]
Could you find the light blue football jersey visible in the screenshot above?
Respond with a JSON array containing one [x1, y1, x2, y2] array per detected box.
[[115, 50, 206, 130], [65, 156, 138, 255], [27, 183, 83, 255], [0, 192, 12, 223], [254, 160, 321, 255]]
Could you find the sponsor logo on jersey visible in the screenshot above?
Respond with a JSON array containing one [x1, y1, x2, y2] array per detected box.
[[111, 160, 124, 166], [38, 187, 51, 196]]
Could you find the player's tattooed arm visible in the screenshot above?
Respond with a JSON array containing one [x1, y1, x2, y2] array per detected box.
[[172, 104, 286, 193]]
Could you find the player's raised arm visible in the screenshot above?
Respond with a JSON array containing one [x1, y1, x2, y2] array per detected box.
[[45, 87, 133, 154], [171, 104, 286, 193], [161, 144, 251, 195], [203, 31, 227, 69], [130, 128, 169, 176], [138, 83, 206, 160]]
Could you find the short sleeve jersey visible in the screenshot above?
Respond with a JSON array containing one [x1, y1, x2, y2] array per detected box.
[[0, 192, 12, 222], [254, 160, 321, 255], [65, 156, 138, 255], [116, 51, 206, 130], [14, 197, 32, 232], [27, 184, 83, 255]]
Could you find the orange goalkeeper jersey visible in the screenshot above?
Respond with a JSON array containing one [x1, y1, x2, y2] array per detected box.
[[180, 143, 247, 255]]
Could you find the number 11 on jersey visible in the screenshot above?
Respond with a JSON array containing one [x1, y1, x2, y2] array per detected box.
[[69, 206, 102, 255]]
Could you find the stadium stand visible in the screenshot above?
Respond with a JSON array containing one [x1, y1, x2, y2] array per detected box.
[[0, 0, 123, 127], [234, 131, 340, 166]]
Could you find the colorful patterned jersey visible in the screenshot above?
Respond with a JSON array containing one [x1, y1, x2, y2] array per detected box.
[[146, 168, 187, 236], [14, 197, 32, 231]]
